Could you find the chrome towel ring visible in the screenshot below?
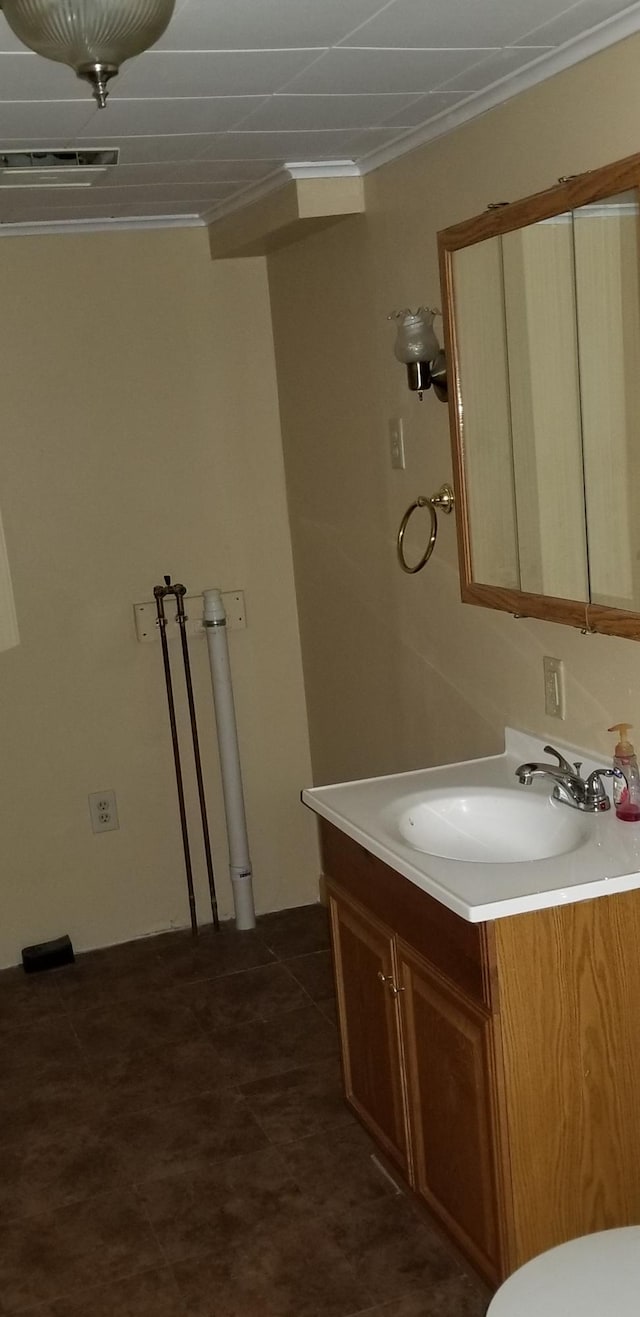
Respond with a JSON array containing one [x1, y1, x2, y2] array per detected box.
[[397, 483, 455, 574]]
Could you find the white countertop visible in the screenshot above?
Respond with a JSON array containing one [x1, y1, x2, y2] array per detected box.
[[302, 728, 640, 922]]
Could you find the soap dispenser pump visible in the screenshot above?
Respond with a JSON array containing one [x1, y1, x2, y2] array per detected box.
[[608, 723, 640, 821]]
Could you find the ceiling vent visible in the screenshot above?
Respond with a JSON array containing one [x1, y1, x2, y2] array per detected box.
[[0, 148, 119, 188]]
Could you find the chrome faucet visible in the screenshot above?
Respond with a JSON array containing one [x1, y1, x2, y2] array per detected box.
[[515, 744, 623, 812]]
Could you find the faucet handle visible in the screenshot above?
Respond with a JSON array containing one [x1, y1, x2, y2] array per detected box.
[[573, 762, 582, 777], [543, 744, 575, 775], [585, 766, 623, 810]]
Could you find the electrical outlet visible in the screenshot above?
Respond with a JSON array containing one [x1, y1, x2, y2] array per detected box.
[[389, 417, 406, 470], [88, 789, 119, 834], [543, 656, 565, 720]]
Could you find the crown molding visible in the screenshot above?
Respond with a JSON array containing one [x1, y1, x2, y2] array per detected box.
[[0, 213, 204, 237], [285, 160, 362, 180]]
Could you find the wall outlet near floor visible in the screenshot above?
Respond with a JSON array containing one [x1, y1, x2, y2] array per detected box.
[[543, 656, 565, 720], [88, 789, 119, 833]]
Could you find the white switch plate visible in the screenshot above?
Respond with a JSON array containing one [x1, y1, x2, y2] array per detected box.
[[389, 417, 405, 470], [133, 591, 246, 643], [543, 655, 565, 720]]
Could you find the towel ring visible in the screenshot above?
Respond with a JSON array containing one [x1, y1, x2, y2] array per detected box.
[[397, 483, 455, 574]]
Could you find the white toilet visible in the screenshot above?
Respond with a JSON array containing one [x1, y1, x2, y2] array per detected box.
[[487, 1227, 640, 1315]]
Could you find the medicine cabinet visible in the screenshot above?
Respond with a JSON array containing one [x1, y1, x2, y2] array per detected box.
[[438, 151, 640, 639]]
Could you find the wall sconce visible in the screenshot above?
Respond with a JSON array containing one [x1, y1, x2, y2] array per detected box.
[[388, 307, 448, 402], [0, 0, 175, 107]]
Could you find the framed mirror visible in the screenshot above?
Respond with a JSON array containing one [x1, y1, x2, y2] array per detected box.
[[438, 152, 640, 640]]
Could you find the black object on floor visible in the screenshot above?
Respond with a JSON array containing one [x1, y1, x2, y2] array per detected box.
[[21, 933, 75, 973]]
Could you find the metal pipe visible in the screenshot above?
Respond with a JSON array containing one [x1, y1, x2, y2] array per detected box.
[[203, 588, 256, 930], [154, 584, 198, 937], [174, 586, 219, 930]]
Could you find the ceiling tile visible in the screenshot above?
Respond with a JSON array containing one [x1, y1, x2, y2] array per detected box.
[[95, 160, 278, 186], [237, 93, 425, 132], [36, 184, 231, 209], [154, 0, 395, 51], [436, 46, 553, 92], [77, 97, 268, 137], [0, 136, 77, 149], [108, 135, 232, 164], [278, 47, 499, 95], [380, 91, 469, 128], [515, 0, 640, 45], [107, 201, 204, 215], [0, 101, 95, 137], [338, 0, 585, 48], [114, 49, 326, 99], [197, 128, 369, 158], [340, 125, 426, 157]]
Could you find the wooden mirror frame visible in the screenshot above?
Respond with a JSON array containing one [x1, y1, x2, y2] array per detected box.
[[438, 149, 640, 641]]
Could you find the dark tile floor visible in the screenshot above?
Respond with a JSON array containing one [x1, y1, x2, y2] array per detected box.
[[0, 904, 491, 1316]]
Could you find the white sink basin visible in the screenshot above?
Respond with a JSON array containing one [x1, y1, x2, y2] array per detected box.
[[396, 787, 588, 863], [302, 728, 640, 922]]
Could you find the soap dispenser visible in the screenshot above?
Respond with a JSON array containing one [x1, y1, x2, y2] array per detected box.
[[608, 724, 640, 821]]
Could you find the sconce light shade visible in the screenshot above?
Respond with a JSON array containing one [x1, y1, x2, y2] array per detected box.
[[1, 0, 175, 106], [389, 306, 448, 401], [392, 307, 440, 365]]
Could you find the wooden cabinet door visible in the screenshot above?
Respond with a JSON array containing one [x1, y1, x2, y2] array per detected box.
[[328, 885, 411, 1175], [398, 942, 502, 1280]]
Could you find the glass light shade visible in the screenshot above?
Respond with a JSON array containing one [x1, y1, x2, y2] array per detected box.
[[1, 0, 175, 105], [391, 307, 441, 365]]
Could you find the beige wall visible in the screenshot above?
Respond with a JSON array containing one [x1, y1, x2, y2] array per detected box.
[[268, 33, 640, 786], [0, 227, 318, 968]]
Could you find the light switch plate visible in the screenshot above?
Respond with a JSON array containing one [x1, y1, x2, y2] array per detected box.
[[389, 417, 405, 470], [543, 656, 565, 719]]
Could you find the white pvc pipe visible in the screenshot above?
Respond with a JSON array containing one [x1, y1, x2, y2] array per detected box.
[[202, 589, 256, 930]]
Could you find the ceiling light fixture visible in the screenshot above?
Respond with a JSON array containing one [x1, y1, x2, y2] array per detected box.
[[0, 0, 175, 108]]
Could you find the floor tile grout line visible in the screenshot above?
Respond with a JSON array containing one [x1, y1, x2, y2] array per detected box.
[[168, 961, 304, 1004], [277, 957, 322, 1001], [7, 1258, 179, 1316], [159, 951, 277, 981], [279, 945, 332, 962], [131, 1180, 178, 1270], [33, 1010, 336, 1107], [236, 1051, 345, 1092]]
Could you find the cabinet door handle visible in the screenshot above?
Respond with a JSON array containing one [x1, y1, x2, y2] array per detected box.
[[378, 970, 405, 996]]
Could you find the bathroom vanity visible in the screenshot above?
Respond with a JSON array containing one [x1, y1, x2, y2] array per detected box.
[[303, 731, 640, 1285]]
